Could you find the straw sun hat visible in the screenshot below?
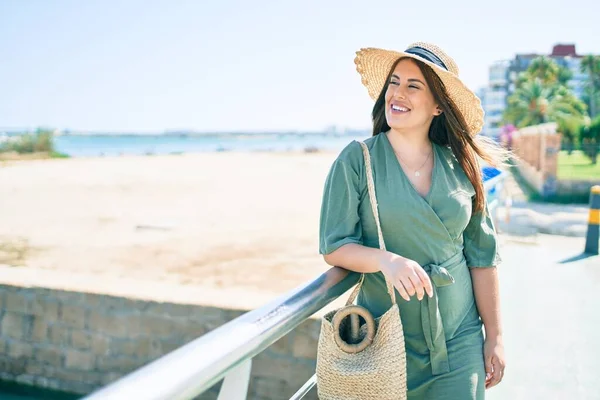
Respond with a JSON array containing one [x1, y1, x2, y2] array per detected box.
[[354, 42, 484, 135]]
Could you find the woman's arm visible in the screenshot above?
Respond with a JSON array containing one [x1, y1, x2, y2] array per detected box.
[[470, 266, 502, 337], [324, 244, 433, 301], [323, 243, 388, 273], [470, 266, 505, 389]]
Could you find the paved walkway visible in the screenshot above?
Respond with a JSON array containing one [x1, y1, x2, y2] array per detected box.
[[493, 171, 591, 238], [488, 233, 599, 400]]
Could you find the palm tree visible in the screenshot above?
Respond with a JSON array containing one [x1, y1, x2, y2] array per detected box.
[[556, 66, 573, 87], [504, 79, 550, 127], [581, 55, 600, 118], [527, 56, 561, 85], [524, 56, 572, 92], [504, 78, 587, 129]]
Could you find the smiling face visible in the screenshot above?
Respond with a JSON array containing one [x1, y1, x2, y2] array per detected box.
[[384, 58, 440, 134]]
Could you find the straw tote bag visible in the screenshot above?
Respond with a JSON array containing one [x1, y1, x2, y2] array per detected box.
[[316, 141, 407, 400]]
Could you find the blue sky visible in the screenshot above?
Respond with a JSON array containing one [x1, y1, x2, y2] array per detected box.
[[1, 0, 598, 133]]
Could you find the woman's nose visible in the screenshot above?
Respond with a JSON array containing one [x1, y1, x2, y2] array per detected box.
[[392, 85, 406, 99]]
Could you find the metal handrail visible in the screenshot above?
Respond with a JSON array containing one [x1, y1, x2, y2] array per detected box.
[[82, 169, 507, 400], [82, 267, 361, 400]]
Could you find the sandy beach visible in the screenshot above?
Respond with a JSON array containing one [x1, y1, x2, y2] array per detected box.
[[0, 152, 343, 301]]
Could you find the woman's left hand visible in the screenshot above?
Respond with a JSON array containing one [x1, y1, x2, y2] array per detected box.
[[484, 336, 505, 389]]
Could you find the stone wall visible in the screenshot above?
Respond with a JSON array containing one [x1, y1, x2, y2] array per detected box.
[[0, 283, 320, 400], [511, 123, 600, 200], [511, 123, 562, 198]]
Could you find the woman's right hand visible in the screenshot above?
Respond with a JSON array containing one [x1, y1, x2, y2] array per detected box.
[[378, 252, 433, 301]]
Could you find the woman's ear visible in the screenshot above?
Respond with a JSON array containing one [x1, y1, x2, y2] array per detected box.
[[434, 106, 443, 116]]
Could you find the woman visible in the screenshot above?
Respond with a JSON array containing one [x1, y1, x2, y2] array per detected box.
[[319, 42, 507, 399]]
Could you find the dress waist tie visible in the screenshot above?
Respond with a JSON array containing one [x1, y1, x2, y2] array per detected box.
[[420, 251, 464, 375]]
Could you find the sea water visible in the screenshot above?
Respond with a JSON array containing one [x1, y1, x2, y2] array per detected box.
[[53, 132, 369, 157]]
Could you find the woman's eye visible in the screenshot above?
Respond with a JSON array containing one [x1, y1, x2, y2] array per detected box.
[[389, 80, 399, 85], [409, 85, 419, 89]]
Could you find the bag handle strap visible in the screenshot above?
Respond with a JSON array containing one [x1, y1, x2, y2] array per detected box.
[[345, 142, 397, 306]]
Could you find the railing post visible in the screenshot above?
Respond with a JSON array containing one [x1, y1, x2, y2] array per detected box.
[[584, 185, 600, 255], [217, 359, 252, 400]]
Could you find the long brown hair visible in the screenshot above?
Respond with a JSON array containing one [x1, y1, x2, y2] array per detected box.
[[372, 57, 507, 213]]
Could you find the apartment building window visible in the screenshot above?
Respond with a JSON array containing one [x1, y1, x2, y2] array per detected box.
[[490, 70, 507, 81], [487, 110, 503, 117]]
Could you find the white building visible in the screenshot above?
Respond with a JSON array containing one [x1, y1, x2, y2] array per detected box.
[[481, 61, 510, 137]]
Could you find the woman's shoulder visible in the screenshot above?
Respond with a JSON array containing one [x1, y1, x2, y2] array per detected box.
[[333, 139, 366, 168], [338, 134, 382, 159], [329, 136, 384, 182]]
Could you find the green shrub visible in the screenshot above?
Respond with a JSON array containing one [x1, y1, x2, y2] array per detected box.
[[0, 129, 56, 154]]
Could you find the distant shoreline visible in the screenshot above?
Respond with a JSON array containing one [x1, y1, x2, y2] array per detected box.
[[56, 132, 366, 138], [1, 130, 370, 138]]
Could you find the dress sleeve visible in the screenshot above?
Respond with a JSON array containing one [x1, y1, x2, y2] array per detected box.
[[319, 141, 364, 255], [463, 199, 502, 268]]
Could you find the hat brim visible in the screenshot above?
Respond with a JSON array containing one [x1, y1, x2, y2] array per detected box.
[[354, 48, 484, 136]]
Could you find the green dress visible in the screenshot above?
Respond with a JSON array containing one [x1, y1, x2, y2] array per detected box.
[[319, 132, 501, 399]]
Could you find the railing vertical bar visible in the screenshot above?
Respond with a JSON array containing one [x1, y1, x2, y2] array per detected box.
[[217, 359, 252, 400], [289, 374, 317, 400]]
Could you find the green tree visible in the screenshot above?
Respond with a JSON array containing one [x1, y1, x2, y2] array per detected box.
[[581, 55, 600, 118], [526, 56, 572, 87], [503, 78, 587, 129], [527, 56, 560, 85], [579, 116, 600, 164], [558, 115, 587, 154], [556, 66, 573, 87], [504, 57, 588, 154]]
